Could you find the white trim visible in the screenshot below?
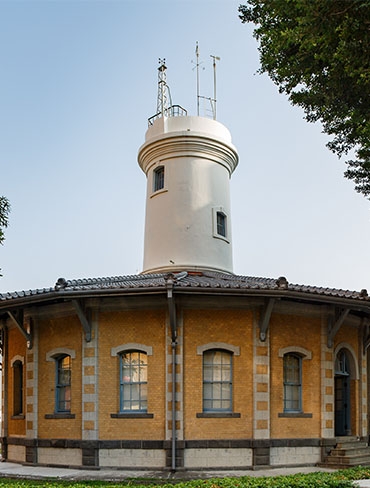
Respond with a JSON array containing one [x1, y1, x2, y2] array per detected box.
[[212, 207, 229, 243]]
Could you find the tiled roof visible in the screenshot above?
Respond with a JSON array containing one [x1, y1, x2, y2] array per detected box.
[[0, 270, 369, 306]]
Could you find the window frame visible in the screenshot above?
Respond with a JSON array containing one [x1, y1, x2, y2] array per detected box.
[[212, 207, 229, 242], [55, 354, 72, 414], [202, 349, 233, 413], [12, 359, 24, 417], [283, 352, 302, 413], [153, 165, 165, 193], [119, 350, 148, 413]]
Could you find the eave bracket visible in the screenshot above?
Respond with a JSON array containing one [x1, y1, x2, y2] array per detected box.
[[7, 310, 33, 349], [327, 308, 350, 348], [259, 298, 276, 342], [363, 320, 370, 354], [72, 300, 92, 342]]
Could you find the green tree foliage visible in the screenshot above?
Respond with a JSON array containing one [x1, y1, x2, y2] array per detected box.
[[239, 0, 370, 197], [0, 196, 10, 277]]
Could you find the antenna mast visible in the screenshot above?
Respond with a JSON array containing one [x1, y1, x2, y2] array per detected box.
[[210, 54, 220, 120], [157, 58, 172, 117], [195, 42, 200, 116], [194, 44, 221, 120]]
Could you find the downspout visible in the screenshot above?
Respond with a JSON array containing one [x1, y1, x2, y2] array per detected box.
[[1, 320, 8, 459], [166, 274, 177, 471]]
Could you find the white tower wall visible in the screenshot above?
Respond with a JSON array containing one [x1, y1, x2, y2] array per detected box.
[[138, 115, 238, 274]]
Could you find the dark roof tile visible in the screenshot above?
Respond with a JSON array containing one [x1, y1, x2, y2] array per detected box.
[[0, 271, 369, 307]]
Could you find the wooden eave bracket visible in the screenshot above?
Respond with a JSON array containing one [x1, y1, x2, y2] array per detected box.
[[7, 310, 33, 349], [327, 307, 350, 348], [72, 300, 92, 342], [259, 298, 275, 342], [363, 320, 370, 354]]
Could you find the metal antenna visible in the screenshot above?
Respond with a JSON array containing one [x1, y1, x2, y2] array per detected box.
[[196, 42, 200, 116], [157, 58, 172, 117], [210, 54, 220, 120]]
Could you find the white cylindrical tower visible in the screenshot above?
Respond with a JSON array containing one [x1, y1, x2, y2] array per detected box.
[[138, 114, 238, 275]]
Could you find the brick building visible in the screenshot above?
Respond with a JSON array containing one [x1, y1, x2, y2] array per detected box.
[[1, 63, 370, 471]]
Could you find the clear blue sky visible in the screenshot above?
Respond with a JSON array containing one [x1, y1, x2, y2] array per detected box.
[[1, 0, 369, 294]]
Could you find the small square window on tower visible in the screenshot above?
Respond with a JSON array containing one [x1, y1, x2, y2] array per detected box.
[[153, 166, 165, 192]]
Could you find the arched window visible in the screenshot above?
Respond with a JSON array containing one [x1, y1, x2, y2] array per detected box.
[[120, 351, 148, 412], [203, 349, 232, 412], [283, 353, 302, 412], [56, 355, 71, 413], [13, 360, 23, 416], [153, 166, 165, 192]]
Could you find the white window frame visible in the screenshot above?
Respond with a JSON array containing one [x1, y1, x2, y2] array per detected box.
[[212, 207, 229, 242]]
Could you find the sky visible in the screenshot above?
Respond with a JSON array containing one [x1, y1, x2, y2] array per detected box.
[[1, 0, 369, 294]]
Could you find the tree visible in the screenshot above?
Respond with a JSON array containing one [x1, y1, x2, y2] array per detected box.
[[239, 0, 370, 198], [0, 196, 10, 277]]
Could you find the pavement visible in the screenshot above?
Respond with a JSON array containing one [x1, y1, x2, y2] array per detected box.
[[0, 462, 369, 486]]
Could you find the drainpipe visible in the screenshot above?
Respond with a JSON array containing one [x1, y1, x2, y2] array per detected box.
[[165, 271, 187, 472], [1, 321, 8, 459], [166, 274, 177, 471]]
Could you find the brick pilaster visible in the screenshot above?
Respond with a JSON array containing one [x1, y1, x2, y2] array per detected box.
[[82, 313, 98, 441], [253, 311, 270, 440]]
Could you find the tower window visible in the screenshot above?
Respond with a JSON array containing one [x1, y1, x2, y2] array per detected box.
[[153, 166, 165, 192], [216, 211, 227, 237]]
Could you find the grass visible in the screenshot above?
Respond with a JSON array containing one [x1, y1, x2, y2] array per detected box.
[[0, 467, 370, 488]]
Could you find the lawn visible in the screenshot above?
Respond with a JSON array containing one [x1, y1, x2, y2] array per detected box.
[[0, 467, 370, 488]]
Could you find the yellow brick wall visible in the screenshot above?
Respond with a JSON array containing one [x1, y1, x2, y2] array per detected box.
[[37, 316, 82, 439], [270, 313, 322, 439], [7, 327, 27, 436], [183, 309, 254, 439], [98, 310, 166, 440]]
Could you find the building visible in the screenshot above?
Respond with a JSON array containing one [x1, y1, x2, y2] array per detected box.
[[1, 62, 370, 471]]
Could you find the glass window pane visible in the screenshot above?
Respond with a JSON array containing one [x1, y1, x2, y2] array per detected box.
[[221, 365, 231, 381], [141, 383, 147, 401], [203, 364, 213, 381], [203, 383, 212, 400]]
